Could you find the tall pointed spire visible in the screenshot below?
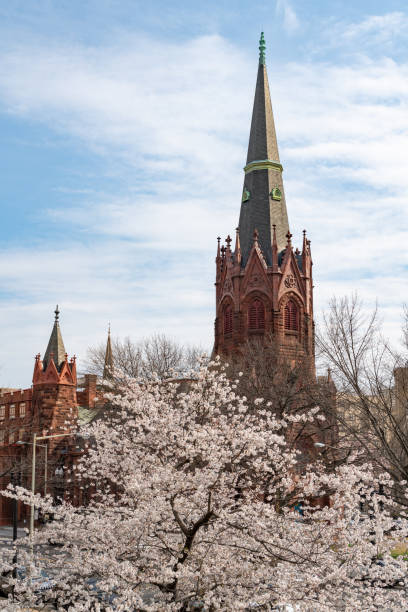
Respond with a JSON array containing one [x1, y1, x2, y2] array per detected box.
[[246, 32, 280, 165], [238, 33, 290, 266], [43, 305, 67, 371], [103, 324, 114, 379]]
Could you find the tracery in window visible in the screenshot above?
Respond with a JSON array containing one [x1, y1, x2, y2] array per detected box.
[[248, 299, 265, 330], [284, 300, 298, 331], [223, 305, 233, 334]]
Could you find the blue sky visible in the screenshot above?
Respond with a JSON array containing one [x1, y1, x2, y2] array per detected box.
[[0, 0, 407, 386]]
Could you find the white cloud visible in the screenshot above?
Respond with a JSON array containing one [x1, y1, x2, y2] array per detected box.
[[343, 12, 408, 43], [0, 21, 408, 386], [275, 0, 300, 34]]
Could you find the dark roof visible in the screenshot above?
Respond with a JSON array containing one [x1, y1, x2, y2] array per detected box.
[[246, 63, 280, 166], [43, 306, 66, 371], [103, 327, 113, 379], [238, 37, 290, 266]]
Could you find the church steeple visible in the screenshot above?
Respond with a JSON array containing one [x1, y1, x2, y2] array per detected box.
[[213, 34, 315, 376], [103, 324, 113, 379], [239, 33, 289, 265], [43, 305, 67, 371]]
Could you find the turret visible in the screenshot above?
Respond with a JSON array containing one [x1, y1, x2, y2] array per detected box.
[[31, 307, 78, 437]]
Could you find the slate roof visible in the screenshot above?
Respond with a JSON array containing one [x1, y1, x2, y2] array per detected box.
[[43, 306, 66, 371], [238, 36, 290, 266], [103, 326, 113, 379]]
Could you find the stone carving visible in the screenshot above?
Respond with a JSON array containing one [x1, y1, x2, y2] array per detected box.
[[284, 274, 297, 289], [248, 275, 260, 287], [224, 279, 233, 293]]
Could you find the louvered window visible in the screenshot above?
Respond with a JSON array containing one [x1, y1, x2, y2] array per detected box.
[[284, 300, 298, 331], [223, 306, 233, 334], [248, 299, 265, 330]]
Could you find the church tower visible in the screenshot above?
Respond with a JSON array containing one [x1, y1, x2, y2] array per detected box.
[[31, 306, 78, 437], [213, 34, 315, 373]]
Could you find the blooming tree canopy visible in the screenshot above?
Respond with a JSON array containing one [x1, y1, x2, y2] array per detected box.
[[2, 362, 408, 610]]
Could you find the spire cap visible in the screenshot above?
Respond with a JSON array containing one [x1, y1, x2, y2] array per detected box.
[[259, 32, 266, 65]]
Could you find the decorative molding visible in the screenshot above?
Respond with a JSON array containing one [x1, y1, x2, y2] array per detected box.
[[242, 188, 250, 203], [284, 274, 297, 290], [248, 275, 261, 287], [223, 278, 233, 293], [270, 186, 282, 201], [243, 159, 283, 174]]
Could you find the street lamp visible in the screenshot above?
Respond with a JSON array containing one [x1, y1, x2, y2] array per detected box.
[[26, 432, 75, 554], [16, 440, 48, 494]]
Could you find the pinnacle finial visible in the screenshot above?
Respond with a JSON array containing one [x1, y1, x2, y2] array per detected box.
[[259, 32, 266, 65], [54, 304, 60, 322]]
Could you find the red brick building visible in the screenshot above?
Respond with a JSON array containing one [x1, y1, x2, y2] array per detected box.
[[0, 307, 106, 525]]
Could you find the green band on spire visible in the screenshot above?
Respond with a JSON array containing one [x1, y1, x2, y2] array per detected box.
[[259, 32, 266, 65]]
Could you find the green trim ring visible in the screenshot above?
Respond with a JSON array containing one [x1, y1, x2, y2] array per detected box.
[[244, 159, 283, 174]]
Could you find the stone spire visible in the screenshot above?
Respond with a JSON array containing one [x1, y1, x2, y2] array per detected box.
[[238, 32, 290, 266], [43, 305, 67, 371], [103, 324, 113, 379]]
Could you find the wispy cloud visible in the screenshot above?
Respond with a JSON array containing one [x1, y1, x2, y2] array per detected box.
[[343, 12, 408, 43], [316, 11, 408, 57], [275, 0, 300, 34], [0, 15, 408, 385]]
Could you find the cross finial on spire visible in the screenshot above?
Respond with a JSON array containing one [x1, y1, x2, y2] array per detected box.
[[259, 32, 266, 65], [54, 304, 60, 322]]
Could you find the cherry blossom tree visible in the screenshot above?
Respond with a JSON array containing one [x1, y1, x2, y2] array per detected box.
[[2, 361, 408, 610]]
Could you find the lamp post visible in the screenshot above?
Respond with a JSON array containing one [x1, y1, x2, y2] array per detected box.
[[16, 440, 48, 493], [26, 432, 74, 554]]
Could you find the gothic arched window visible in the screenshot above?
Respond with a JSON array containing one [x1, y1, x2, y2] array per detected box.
[[284, 300, 298, 331], [223, 305, 233, 335], [248, 299, 265, 330]]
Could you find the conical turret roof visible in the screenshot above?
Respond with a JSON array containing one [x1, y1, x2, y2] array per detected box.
[[43, 305, 66, 371]]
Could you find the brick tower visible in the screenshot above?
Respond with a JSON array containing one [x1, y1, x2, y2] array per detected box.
[[213, 34, 314, 374], [31, 306, 78, 439]]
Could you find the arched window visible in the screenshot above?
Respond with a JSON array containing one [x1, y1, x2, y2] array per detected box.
[[223, 305, 233, 334], [284, 300, 298, 331], [248, 299, 265, 330]]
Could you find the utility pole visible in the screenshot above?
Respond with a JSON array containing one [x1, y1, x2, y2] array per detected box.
[[11, 470, 19, 580]]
